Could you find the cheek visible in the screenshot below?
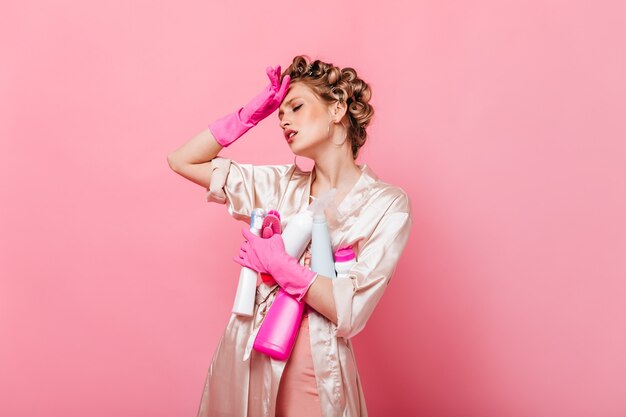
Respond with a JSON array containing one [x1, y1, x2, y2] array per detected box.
[[302, 122, 326, 140], [296, 108, 329, 140]]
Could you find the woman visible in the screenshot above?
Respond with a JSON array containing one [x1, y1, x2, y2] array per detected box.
[[167, 55, 412, 417]]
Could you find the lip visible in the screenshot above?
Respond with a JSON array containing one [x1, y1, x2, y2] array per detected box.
[[284, 129, 298, 143]]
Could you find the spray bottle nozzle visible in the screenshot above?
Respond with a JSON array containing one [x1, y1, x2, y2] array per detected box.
[[308, 188, 339, 221]]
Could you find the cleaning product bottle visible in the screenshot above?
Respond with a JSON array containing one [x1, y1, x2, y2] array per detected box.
[[334, 246, 357, 279], [253, 190, 337, 360], [311, 188, 338, 280], [232, 208, 265, 317], [252, 205, 313, 360]]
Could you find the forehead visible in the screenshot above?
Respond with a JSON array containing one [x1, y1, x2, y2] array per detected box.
[[278, 83, 314, 114]]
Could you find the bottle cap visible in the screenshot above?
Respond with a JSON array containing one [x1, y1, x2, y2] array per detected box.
[[250, 208, 266, 233], [334, 246, 355, 262], [266, 209, 281, 220]]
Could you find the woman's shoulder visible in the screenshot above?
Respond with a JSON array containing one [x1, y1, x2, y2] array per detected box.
[[367, 176, 411, 214]]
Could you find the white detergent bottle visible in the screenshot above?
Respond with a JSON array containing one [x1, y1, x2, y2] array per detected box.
[[280, 207, 314, 259], [334, 246, 357, 279], [232, 208, 265, 317], [311, 189, 338, 279]]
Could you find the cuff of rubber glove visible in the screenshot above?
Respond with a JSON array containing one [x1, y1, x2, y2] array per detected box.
[[208, 107, 255, 147], [273, 256, 319, 303], [294, 272, 319, 303]]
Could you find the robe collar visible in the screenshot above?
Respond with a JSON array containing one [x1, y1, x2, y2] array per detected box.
[[297, 163, 379, 223]]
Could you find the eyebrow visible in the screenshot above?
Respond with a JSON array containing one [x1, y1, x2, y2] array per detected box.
[[278, 98, 300, 117]]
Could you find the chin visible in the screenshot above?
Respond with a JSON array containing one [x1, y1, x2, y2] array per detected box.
[[288, 141, 304, 154], [292, 147, 313, 159], [289, 137, 322, 159]]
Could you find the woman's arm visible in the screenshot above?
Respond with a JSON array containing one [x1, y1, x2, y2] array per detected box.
[[167, 127, 224, 189], [168, 67, 289, 189], [303, 274, 338, 325]]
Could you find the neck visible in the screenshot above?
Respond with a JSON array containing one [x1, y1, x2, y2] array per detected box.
[[312, 155, 362, 190], [309, 123, 361, 190]]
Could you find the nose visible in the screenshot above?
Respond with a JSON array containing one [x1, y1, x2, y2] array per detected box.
[[280, 117, 291, 130]]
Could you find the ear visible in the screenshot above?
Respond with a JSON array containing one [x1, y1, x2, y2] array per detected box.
[[329, 100, 348, 123]]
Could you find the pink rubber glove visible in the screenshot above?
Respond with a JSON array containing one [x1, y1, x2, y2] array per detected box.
[[233, 226, 318, 302], [208, 65, 291, 147]]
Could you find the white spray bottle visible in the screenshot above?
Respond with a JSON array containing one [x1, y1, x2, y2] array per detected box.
[[311, 188, 338, 279]]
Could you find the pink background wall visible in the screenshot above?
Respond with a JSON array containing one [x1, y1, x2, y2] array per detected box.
[[1, 1, 625, 416]]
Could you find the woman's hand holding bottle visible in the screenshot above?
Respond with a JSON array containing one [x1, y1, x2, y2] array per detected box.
[[233, 226, 318, 303], [208, 65, 291, 147]]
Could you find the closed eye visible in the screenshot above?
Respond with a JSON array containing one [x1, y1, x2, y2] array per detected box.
[[278, 104, 303, 121]]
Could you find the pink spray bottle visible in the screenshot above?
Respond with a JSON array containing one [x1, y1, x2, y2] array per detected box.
[[253, 190, 337, 360], [252, 206, 312, 360]]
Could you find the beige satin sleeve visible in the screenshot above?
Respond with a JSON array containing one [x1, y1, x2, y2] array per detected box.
[[204, 156, 291, 223], [332, 192, 413, 340]]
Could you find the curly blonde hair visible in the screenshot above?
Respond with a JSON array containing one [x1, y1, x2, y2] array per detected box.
[[280, 55, 374, 160]]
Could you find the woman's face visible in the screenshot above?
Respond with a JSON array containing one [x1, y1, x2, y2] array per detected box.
[[278, 82, 333, 158]]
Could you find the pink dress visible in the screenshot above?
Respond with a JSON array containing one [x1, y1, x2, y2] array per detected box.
[[275, 308, 322, 417]]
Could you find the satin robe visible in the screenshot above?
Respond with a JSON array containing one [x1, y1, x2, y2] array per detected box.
[[198, 157, 413, 417]]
